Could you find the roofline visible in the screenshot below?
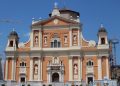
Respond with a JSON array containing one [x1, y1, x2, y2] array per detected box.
[[31, 15, 80, 26]]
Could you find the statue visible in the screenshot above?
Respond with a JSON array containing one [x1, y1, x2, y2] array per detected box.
[[44, 37, 47, 44], [34, 65, 38, 74], [74, 64, 78, 74], [64, 36, 67, 43], [35, 36, 38, 44], [73, 35, 77, 42]]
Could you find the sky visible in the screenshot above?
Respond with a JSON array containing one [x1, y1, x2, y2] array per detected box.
[[0, 0, 120, 64]]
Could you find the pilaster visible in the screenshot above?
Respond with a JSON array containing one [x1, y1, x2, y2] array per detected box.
[[11, 58, 14, 80], [30, 30, 33, 48], [69, 29, 72, 47], [29, 58, 33, 81], [40, 58, 42, 81], [69, 56, 73, 81], [14, 59, 16, 80], [5, 59, 8, 80], [78, 29, 80, 46], [40, 30, 42, 48], [106, 57, 109, 79], [38, 58, 41, 81], [98, 57, 102, 80], [78, 57, 82, 81]]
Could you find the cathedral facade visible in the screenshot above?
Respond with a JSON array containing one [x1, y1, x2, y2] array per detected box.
[[4, 4, 110, 86]]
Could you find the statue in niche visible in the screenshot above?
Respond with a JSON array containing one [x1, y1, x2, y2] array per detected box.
[[73, 35, 77, 43], [34, 65, 38, 74], [74, 64, 78, 74], [64, 36, 67, 43], [44, 37, 47, 44], [35, 36, 38, 44], [54, 57, 57, 63]]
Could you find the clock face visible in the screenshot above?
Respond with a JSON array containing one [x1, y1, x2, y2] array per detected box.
[[53, 19, 59, 24]]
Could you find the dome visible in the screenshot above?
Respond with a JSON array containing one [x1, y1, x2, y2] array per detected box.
[[98, 24, 107, 33], [9, 30, 18, 37], [98, 27, 107, 33]]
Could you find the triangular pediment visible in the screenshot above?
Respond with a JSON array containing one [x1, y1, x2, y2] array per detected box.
[[32, 16, 79, 26]]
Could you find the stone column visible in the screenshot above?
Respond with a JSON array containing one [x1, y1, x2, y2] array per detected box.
[[69, 29, 72, 47], [11, 58, 14, 80], [14, 59, 16, 80], [38, 58, 41, 81], [78, 56, 82, 81], [40, 30, 42, 48], [40, 59, 42, 81], [48, 72, 51, 83], [5, 59, 8, 80], [78, 29, 80, 46], [29, 58, 33, 81], [98, 57, 102, 80], [12, 58, 16, 81], [106, 57, 109, 79], [69, 56, 73, 81], [30, 30, 34, 47]]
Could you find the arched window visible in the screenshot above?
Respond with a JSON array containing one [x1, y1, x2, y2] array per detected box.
[[20, 62, 26, 67], [101, 38, 105, 44], [9, 40, 13, 47], [86, 60, 94, 66], [51, 39, 61, 48]]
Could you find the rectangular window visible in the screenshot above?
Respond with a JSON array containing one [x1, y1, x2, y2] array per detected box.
[[101, 38, 105, 44]]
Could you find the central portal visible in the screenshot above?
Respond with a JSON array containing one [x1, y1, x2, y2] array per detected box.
[[52, 73, 59, 82]]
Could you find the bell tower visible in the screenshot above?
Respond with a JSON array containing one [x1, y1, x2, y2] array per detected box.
[[6, 29, 19, 51], [97, 24, 108, 45]]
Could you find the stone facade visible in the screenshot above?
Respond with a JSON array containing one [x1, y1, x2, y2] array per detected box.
[[4, 3, 111, 86]]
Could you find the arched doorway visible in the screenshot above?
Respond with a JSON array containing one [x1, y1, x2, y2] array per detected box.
[[52, 73, 59, 82]]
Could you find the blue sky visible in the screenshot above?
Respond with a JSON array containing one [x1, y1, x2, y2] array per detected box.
[[0, 0, 120, 64]]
